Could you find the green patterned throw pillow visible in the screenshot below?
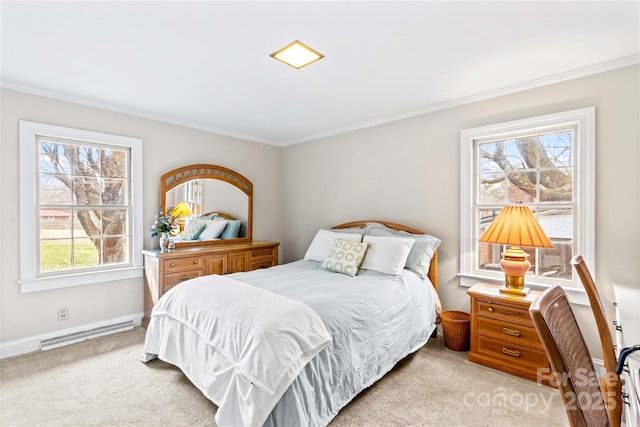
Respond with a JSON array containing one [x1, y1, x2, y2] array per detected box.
[[321, 238, 369, 277]]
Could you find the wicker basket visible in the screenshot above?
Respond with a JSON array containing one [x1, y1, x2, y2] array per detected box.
[[441, 310, 471, 351]]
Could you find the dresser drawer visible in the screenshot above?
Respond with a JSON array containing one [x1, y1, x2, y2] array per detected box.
[[249, 247, 276, 260], [249, 259, 276, 271], [475, 299, 532, 325], [163, 256, 204, 272], [476, 317, 543, 349], [164, 270, 203, 290], [477, 335, 549, 369]]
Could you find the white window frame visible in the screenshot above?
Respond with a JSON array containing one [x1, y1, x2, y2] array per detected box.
[[459, 107, 595, 304], [19, 121, 143, 293]]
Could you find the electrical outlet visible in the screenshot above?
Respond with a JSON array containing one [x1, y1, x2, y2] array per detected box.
[[58, 307, 69, 321]]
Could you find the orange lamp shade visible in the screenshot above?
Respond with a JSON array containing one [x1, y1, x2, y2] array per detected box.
[[479, 205, 552, 248]]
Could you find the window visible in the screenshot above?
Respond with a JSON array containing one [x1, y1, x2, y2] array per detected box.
[[19, 121, 143, 293], [460, 108, 594, 295]]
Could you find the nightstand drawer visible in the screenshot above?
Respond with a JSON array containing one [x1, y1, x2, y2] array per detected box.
[[476, 317, 543, 349], [477, 335, 549, 369], [163, 256, 204, 272], [475, 299, 532, 325], [164, 270, 203, 290]]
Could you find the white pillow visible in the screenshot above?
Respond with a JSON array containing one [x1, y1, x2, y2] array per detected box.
[[198, 220, 228, 240], [304, 229, 362, 262], [360, 235, 415, 275]]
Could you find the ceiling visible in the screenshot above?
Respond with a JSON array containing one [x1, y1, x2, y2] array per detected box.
[[2, 1, 638, 146]]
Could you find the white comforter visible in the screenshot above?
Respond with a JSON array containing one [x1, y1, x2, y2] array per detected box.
[[142, 275, 332, 427]]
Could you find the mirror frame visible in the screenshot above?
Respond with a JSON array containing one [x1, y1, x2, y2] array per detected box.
[[160, 164, 253, 248]]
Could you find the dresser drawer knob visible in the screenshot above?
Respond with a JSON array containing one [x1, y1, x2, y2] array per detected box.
[[502, 347, 521, 357], [487, 307, 494, 312], [502, 327, 521, 337], [170, 262, 175, 267], [193, 260, 199, 265], [253, 252, 258, 256]]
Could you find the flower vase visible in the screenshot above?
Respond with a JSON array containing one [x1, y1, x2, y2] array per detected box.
[[159, 232, 170, 251]]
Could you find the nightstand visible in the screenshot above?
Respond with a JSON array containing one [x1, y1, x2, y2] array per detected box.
[[467, 282, 552, 386]]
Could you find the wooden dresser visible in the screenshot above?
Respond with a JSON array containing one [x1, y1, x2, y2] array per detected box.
[[142, 240, 279, 327], [468, 282, 552, 386]]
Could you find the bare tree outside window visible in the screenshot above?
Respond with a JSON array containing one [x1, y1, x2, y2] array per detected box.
[[476, 130, 575, 280], [38, 138, 129, 273]]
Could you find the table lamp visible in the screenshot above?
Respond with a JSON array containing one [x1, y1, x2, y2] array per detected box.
[[478, 205, 553, 296], [171, 202, 192, 233]]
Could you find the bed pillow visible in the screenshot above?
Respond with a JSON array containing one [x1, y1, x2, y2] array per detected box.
[[218, 219, 242, 239], [321, 238, 369, 277], [367, 225, 441, 279], [180, 218, 207, 240], [304, 229, 363, 262], [360, 235, 415, 275], [198, 220, 228, 240]]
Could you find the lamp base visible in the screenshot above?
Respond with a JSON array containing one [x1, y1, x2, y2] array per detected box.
[[499, 285, 530, 296], [499, 246, 531, 297]]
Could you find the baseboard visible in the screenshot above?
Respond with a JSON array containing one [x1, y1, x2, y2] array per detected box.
[[0, 312, 144, 359], [592, 357, 605, 377]]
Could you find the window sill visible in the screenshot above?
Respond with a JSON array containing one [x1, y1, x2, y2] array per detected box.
[[20, 267, 143, 293], [458, 273, 589, 306]]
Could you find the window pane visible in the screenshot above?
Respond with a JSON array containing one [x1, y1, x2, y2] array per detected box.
[[540, 131, 573, 168], [506, 137, 537, 170], [39, 141, 72, 174], [73, 146, 100, 176], [74, 209, 101, 237], [104, 237, 127, 264], [101, 149, 127, 178], [40, 210, 72, 239], [102, 178, 127, 204], [539, 167, 572, 202], [478, 242, 502, 271], [73, 177, 101, 204], [479, 140, 504, 172], [73, 237, 100, 268], [40, 174, 73, 204], [538, 243, 573, 280], [506, 172, 537, 203], [102, 209, 127, 236], [538, 207, 573, 241], [40, 239, 72, 272], [479, 172, 506, 204]]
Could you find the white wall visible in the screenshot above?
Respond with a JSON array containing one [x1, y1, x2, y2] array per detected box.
[[0, 88, 283, 343], [282, 65, 640, 359]]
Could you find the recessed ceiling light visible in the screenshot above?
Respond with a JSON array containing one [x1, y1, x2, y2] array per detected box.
[[270, 40, 324, 69]]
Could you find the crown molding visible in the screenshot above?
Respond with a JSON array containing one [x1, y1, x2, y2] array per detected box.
[[3, 54, 638, 147], [280, 54, 640, 146]]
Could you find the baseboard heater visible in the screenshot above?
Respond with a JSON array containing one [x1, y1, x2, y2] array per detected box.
[[40, 320, 134, 351]]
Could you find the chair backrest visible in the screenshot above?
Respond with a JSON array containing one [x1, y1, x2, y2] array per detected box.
[[571, 255, 622, 427], [529, 285, 610, 427]]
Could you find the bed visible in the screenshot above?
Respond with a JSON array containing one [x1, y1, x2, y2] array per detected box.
[[142, 220, 441, 427]]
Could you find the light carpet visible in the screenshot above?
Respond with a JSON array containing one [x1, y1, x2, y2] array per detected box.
[[0, 327, 568, 426]]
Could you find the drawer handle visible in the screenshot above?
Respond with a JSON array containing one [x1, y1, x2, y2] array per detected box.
[[487, 307, 494, 312], [193, 260, 199, 265], [169, 262, 175, 267], [178, 276, 190, 282], [502, 347, 521, 357], [253, 252, 258, 256], [502, 327, 521, 337]]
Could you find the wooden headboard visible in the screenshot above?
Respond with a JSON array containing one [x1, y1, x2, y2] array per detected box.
[[332, 220, 439, 291], [201, 211, 238, 220]]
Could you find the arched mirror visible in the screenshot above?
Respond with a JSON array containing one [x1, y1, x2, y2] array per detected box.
[[160, 164, 253, 248]]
